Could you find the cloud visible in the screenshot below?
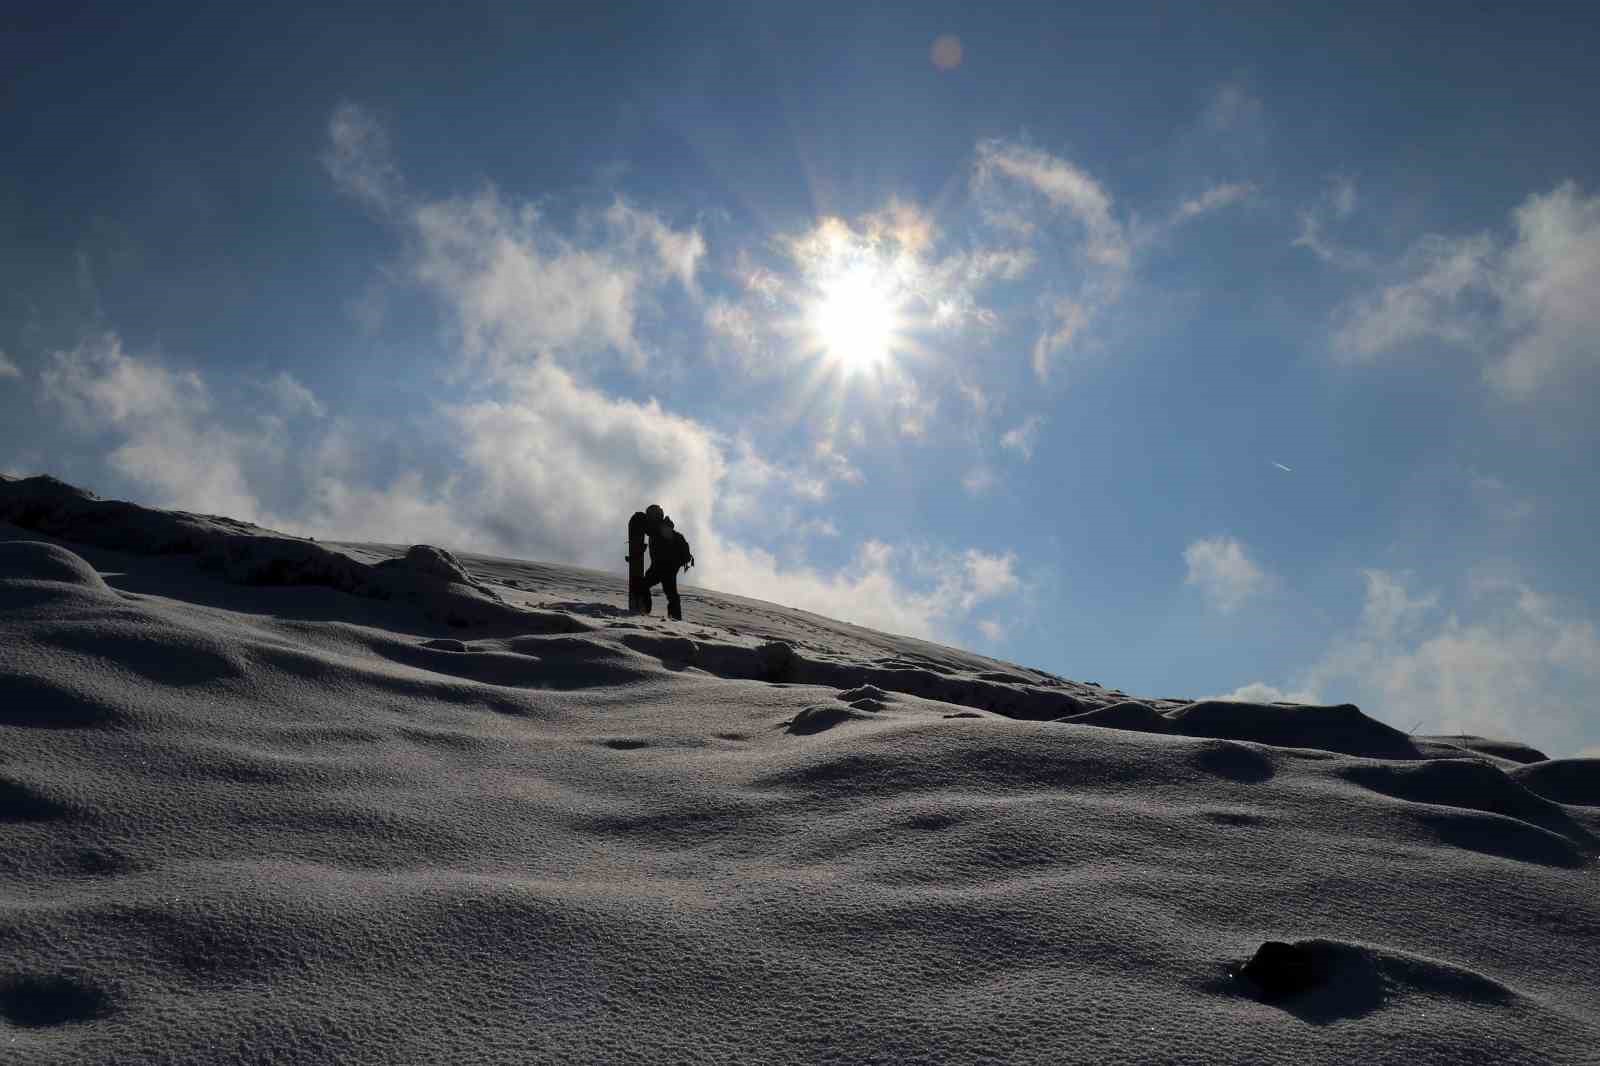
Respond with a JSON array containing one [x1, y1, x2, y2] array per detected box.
[[1203, 83, 1263, 132], [974, 140, 1127, 268], [1031, 299, 1089, 381], [977, 619, 1005, 642], [0, 350, 20, 380], [974, 140, 1131, 381], [261, 372, 326, 419], [1322, 181, 1600, 397], [1304, 569, 1599, 755], [1293, 175, 1373, 270], [1356, 568, 1438, 641], [1219, 681, 1318, 705], [1175, 182, 1256, 222], [603, 200, 706, 297], [1468, 471, 1536, 525], [411, 189, 703, 375], [962, 467, 995, 496], [706, 539, 1019, 641], [1331, 233, 1496, 360], [999, 415, 1045, 460], [1330, 174, 1358, 218], [40, 335, 263, 522], [1183, 536, 1270, 613], [1492, 182, 1600, 396], [324, 105, 703, 379], [322, 102, 404, 212], [952, 549, 1021, 609]]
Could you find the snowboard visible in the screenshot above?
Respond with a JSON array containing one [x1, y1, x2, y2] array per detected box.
[[626, 511, 650, 614]]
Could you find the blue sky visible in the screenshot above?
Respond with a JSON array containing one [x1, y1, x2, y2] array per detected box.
[[4, 2, 1598, 755]]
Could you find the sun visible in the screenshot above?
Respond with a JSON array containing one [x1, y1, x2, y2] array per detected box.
[[808, 264, 901, 373]]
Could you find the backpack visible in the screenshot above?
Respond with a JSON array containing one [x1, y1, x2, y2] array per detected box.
[[672, 530, 694, 572]]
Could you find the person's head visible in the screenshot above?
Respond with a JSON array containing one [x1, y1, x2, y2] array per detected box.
[[645, 504, 664, 522]]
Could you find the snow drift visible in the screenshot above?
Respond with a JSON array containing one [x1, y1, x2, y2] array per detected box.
[[1, 474, 1596, 1064]]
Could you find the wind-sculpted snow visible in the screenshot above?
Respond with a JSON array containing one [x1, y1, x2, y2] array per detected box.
[[2, 480, 1598, 1064]]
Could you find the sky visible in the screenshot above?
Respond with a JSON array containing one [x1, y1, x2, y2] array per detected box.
[[3, 1, 1598, 756]]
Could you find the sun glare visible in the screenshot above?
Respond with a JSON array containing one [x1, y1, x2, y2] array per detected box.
[[809, 265, 900, 372]]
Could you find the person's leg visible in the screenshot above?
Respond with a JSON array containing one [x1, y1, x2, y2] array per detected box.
[[640, 564, 660, 615], [661, 569, 681, 620]]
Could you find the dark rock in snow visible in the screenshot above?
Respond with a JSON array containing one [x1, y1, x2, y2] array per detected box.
[[1234, 941, 1325, 1001]]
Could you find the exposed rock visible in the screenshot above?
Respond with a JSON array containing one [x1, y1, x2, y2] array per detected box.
[[1233, 940, 1325, 1001]]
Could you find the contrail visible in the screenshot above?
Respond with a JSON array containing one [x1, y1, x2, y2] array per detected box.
[[1273, 462, 1293, 472]]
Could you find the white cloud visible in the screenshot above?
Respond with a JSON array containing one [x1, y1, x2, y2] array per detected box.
[[1305, 569, 1599, 754], [1031, 299, 1089, 381], [411, 189, 702, 375], [999, 415, 1045, 460], [0, 350, 20, 380], [953, 549, 1021, 609], [1175, 182, 1256, 222], [1492, 182, 1600, 396], [1219, 681, 1318, 705], [977, 619, 1006, 642], [324, 105, 703, 379], [40, 335, 263, 522], [1323, 182, 1600, 397], [1358, 568, 1438, 641], [973, 140, 1131, 381], [1331, 233, 1496, 361], [261, 372, 326, 419], [1183, 536, 1269, 613], [602, 200, 706, 296], [974, 140, 1127, 268]]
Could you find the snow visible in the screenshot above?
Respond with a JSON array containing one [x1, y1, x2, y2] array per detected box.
[[1, 474, 1597, 1064]]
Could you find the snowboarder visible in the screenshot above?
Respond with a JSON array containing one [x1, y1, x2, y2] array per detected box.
[[640, 505, 693, 620]]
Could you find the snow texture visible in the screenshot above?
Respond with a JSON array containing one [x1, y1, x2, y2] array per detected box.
[[1, 474, 1597, 1064]]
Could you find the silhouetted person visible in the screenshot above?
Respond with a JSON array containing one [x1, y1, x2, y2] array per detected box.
[[641, 504, 693, 620]]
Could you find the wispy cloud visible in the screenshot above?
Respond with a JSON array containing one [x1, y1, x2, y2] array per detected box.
[[1331, 233, 1496, 360], [1294, 174, 1373, 270], [1468, 470, 1536, 525], [999, 415, 1045, 460], [962, 467, 995, 496], [0, 350, 20, 380], [1320, 181, 1600, 398], [322, 102, 404, 213], [260, 372, 326, 420], [974, 139, 1128, 268], [974, 140, 1130, 381], [1174, 182, 1256, 223], [1183, 536, 1270, 613], [1202, 82, 1264, 133]]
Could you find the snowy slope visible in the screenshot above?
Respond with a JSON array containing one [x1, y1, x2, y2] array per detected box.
[[2, 475, 1597, 1064]]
